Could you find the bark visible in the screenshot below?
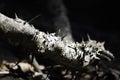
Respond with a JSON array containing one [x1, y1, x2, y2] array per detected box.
[[0, 13, 114, 70]]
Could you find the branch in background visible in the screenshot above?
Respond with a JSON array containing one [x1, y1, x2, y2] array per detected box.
[[48, 0, 73, 41], [0, 12, 114, 71]]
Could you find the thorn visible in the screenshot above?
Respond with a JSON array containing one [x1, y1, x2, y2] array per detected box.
[[81, 37, 85, 44], [101, 41, 105, 45], [28, 14, 41, 23], [46, 32, 49, 35], [15, 13, 19, 19], [87, 34, 91, 41]]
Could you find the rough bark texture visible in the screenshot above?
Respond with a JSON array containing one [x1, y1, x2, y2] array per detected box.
[[0, 13, 114, 70]]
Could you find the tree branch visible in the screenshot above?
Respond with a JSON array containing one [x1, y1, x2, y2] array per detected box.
[[0, 13, 114, 70]]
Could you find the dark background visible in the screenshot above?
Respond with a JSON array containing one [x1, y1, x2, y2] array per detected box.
[[0, 0, 120, 62]]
